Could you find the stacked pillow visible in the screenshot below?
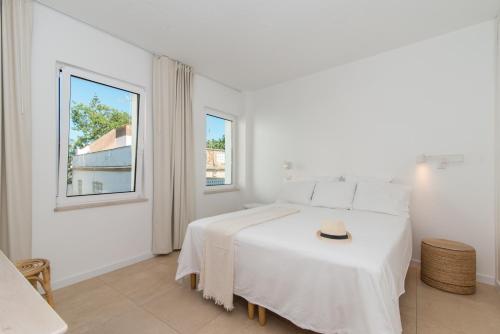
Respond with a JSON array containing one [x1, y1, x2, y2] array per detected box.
[[352, 181, 410, 216], [311, 180, 357, 209], [277, 180, 316, 205], [277, 177, 411, 216]]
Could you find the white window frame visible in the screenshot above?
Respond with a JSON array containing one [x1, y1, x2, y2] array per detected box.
[[204, 107, 238, 193], [56, 63, 146, 209]]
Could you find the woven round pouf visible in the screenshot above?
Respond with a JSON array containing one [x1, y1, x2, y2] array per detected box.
[[16, 258, 55, 307], [421, 239, 476, 295]]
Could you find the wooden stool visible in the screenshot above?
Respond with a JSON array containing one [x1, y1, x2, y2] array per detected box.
[[16, 259, 55, 307], [421, 238, 476, 295]]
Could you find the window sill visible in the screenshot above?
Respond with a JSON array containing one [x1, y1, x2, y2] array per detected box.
[[204, 186, 240, 195], [54, 197, 148, 212]]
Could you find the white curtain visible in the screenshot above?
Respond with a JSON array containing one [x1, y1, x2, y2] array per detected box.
[[152, 56, 195, 254], [0, 0, 33, 261], [496, 19, 500, 287]]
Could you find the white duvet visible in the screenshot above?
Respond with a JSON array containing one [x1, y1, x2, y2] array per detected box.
[[176, 204, 412, 334]]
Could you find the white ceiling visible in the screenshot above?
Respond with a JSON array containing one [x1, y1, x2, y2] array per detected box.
[[38, 0, 500, 91]]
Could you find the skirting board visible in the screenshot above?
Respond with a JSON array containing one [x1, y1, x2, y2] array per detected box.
[[411, 258, 496, 286], [52, 252, 154, 290]]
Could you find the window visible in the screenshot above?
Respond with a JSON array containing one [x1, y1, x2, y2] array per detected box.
[[57, 64, 145, 208], [92, 181, 103, 194], [205, 109, 235, 190]]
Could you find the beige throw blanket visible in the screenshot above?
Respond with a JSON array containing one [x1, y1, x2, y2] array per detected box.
[[199, 206, 300, 310]]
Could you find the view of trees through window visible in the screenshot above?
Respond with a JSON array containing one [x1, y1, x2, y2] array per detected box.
[[66, 76, 138, 196], [206, 114, 233, 186]]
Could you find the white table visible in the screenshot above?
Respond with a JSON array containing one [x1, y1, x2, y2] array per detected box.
[[0, 251, 67, 334]]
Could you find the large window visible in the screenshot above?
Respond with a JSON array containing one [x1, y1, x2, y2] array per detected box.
[[205, 110, 235, 190], [57, 64, 145, 208]]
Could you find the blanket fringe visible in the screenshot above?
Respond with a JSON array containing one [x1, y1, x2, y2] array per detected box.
[[202, 292, 234, 312]]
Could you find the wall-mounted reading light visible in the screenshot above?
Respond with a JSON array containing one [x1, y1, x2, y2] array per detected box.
[[416, 154, 464, 169]]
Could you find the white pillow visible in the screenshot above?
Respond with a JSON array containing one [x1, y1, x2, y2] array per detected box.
[[277, 180, 316, 205], [352, 181, 410, 216], [311, 181, 357, 209]]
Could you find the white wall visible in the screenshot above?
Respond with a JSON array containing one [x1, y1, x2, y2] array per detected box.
[[32, 3, 154, 287], [193, 75, 248, 218], [31, 4, 247, 287], [248, 21, 497, 283]]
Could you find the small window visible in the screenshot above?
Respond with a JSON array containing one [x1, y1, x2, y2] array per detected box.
[[92, 181, 103, 194], [57, 64, 145, 208], [205, 110, 235, 189]]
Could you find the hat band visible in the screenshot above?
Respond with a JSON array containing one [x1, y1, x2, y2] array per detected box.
[[320, 232, 349, 240]]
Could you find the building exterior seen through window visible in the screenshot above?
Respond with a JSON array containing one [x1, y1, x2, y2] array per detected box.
[[66, 76, 139, 197], [206, 113, 233, 187]]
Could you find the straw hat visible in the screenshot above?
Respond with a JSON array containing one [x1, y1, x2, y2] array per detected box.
[[316, 219, 352, 242]]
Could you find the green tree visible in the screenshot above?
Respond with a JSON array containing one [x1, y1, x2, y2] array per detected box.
[[70, 95, 131, 149], [206, 135, 225, 150]]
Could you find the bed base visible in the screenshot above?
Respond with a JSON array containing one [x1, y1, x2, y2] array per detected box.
[[190, 273, 267, 326], [190, 273, 197, 289], [249, 303, 267, 326]]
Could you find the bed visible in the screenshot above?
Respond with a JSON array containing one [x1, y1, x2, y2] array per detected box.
[[176, 203, 412, 334]]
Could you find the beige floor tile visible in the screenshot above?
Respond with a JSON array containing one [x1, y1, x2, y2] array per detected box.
[[51, 256, 500, 334], [84, 307, 179, 334], [100, 258, 178, 305], [252, 311, 315, 334], [199, 296, 315, 334], [125, 276, 179, 306], [417, 266, 500, 334], [96, 253, 178, 285], [53, 278, 103, 304], [196, 303, 255, 334], [142, 284, 222, 334], [416, 319, 467, 334], [402, 314, 417, 334], [149, 252, 180, 267], [53, 278, 137, 333], [99, 257, 168, 286]]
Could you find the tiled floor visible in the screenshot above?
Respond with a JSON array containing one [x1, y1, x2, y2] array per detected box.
[[53, 252, 500, 334]]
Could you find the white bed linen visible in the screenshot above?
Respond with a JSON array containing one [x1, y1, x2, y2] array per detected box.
[[176, 204, 412, 334]]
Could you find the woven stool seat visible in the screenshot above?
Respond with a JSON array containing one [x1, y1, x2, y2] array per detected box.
[[16, 258, 49, 277], [421, 238, 476, 295], [16, 258, 54, 307]]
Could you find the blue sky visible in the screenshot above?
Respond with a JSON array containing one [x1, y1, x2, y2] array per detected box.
[[71, 76, 133, 113], [69, 76, 134, 141], [206, 114, 226, 141]]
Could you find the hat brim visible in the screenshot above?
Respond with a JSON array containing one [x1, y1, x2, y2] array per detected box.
[[316, 230, 352, 243]]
